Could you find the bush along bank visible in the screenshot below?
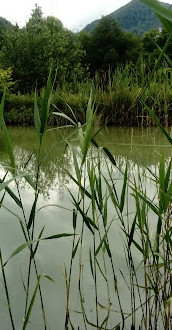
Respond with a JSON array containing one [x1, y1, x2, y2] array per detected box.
[[4, 65, 172, 127]]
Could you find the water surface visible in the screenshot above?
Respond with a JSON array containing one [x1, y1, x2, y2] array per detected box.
[[0, 126, 171, 329]]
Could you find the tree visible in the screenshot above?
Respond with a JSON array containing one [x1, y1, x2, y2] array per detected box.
[[80, 16, 141, 74], [0, 6, 85, 92]]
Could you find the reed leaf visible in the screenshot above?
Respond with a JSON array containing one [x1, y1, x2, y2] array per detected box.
[[164, 159, 171, 192], [23, 174, 36, 191], [89, 248, 94, 279], [23, 274, 41, 330], [0, 89, 6, 129], [43, 233, 75, 240], [0, 178, 22, 207], [144, 103, 172, 145], [128, 215, 137, 248], [2, 119, 15, 174], [34, 91, 41, 142], [132, 189, 161, 217], [81, 93, 94, 165], [120, 164, 127, 213], [64, 168, 92, 199], [102, 146, 116, 166], [0, 249, 15, 330], [53, 112, 76, 126], [0, 177, 16, 192], [72, 209, 77, 230], [141, 0, 172, 25], [40, 67, 52, 140], [72, 238, 80, 259], [27, 193, 38, 230], [33, 226, 45, 257], [4, 240, 38, 266], [72, 148, 81, 184]]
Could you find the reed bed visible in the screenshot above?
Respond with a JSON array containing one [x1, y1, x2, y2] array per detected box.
[[0, 0, 172, 329], [4, 62, 172, 127]]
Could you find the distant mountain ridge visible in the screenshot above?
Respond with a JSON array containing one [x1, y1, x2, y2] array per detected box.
[[0, 17, 13, 28], [83, 0, 171, 35]]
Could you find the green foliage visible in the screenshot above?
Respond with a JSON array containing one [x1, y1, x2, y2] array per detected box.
[[79, 16, 142, 73], [83, 0, 170, 35], [0, 17, 13, 28], [0, 6, 85, 92], [0, 68, 15, 93]]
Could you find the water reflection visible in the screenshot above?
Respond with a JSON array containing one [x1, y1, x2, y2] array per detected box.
[[0, 126, 171, 199], [0, 126, 171, 329]]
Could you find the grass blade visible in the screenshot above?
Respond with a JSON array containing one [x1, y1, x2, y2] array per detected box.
[[23, 275, 42, 330], [0, 249, 15, 330], [0, 89, 6, 128], [34, 91, 41, 142], [2, 119, 15, 174], [40, 67, 52, 140]]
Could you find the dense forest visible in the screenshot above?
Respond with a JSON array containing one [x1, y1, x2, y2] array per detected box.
[[0, 4, 172, 126], [83, 0, 166, 35]]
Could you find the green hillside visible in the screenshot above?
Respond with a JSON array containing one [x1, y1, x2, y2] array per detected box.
[[83, 0, 171, 35], [0, 17, 12, 28]]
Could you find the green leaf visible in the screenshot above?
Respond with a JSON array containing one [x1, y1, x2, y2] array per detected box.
[[128, 215, 137, 248], [0, 177, 16, 192], [24, 152, 34, 169], [72, 238, 80, 259], [72, 148, 81, 184], [53, 112, 76, 126], [34, 91, 41, 142], [163, 295, 172, 316], [89, 248, 94, 278], [81, 92, 94, 165], [72, 209, 77, 230], [23, 174, 36, 191], [0, 178, 22, 207], [40, 67, 52, 139], [4, 240, 37, 266], [23, 275, 42, 330], [144, 103, 172, 145], [120, 164, 127, 213], [70, 193, 98, 233], [2, 119, 15, 174], [164, 160, 171, 192], [102, 146, 116, 166], [124, 230, 144, 255], [33, 226, 45, 257], [64, 168, 92, 199], [105, 177, 120, 210], [0, 89, 6, 129], [103, 192, 108, 227], [43, 233, 75, 240], [42, 274, 54, 283], [141, 0, 172, 27], [132, 189, 160, 217], [104, 240, 111, 258], [27, 193, 38, 230]]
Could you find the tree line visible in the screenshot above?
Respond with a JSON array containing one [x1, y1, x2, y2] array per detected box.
[[0, 5, 171, 93]]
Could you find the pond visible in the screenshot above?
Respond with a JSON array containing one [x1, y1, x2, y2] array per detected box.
[[0, 126, 171, 329]]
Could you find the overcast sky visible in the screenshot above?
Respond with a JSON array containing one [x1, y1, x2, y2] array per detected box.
[[0, 0, 135, 31], [1, 0, 172, 32]]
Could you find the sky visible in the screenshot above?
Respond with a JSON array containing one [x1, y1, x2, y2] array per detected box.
[[1, 0, 131, 31], [2, 0, 172, 32]]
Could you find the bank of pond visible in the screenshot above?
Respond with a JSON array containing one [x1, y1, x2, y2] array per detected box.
[[3, 65, 172, 127]]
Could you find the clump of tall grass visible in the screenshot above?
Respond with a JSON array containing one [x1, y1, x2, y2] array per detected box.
[[3, 61, 172, 127]]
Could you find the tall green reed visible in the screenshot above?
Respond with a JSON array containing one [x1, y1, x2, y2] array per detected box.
[[0, 1, 172, 329]]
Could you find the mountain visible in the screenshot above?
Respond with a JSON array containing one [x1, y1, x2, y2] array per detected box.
[[0, 17, 13, 28], [83, 0, 171, 35]]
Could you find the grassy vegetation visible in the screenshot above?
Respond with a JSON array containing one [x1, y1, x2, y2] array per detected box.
[[4, 62, 172, 127], [0, 0, 172, 329]]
